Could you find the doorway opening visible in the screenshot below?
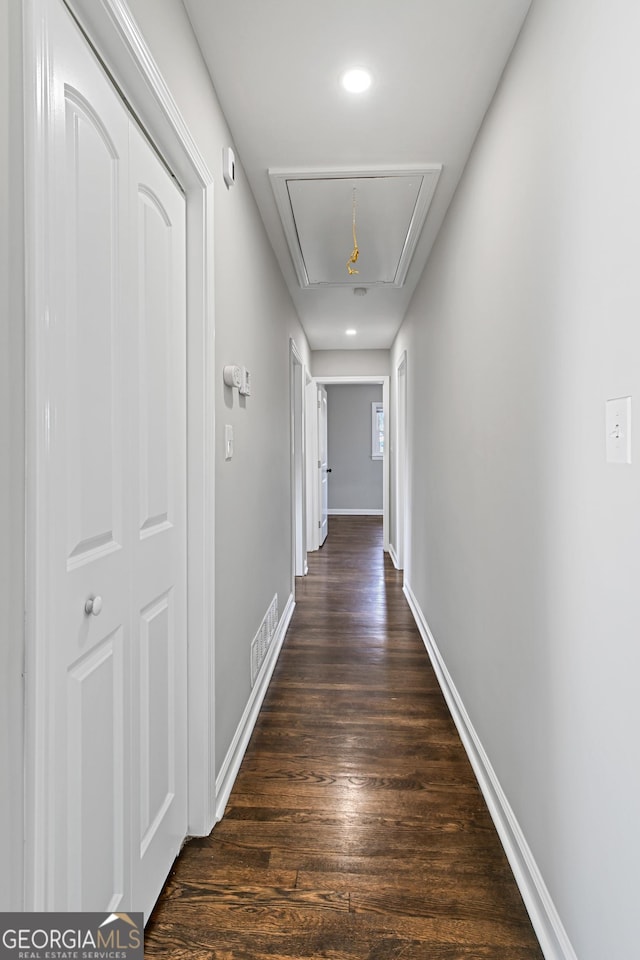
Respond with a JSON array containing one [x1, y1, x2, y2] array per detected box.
[[308, 376, 390, 553]]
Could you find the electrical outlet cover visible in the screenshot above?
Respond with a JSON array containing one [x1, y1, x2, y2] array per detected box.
[[606, 396, 631, 464]]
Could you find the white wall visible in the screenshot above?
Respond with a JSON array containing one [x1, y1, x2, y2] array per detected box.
[[99, 0, 312, 774], [326, 384, 383, 512], [0, 0, 24, 911], [392, 1, 640, 958], [312, 349, 389, 378]]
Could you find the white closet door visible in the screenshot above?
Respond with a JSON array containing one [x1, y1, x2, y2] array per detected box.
[[129, 121, 187, 918], [34, 0, 187, 917]]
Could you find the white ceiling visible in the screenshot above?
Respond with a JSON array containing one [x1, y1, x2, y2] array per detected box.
[[183, 0, 531, 351]]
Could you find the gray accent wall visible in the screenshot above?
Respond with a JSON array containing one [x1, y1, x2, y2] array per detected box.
[[326, 384, 383, 512], [391, 1, 640, 958]]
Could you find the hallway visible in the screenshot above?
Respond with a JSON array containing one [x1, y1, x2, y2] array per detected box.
[[145, 517, 543, 959]]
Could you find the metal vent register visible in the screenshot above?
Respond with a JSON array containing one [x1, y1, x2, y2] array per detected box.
[[251, 593, 279, 686]]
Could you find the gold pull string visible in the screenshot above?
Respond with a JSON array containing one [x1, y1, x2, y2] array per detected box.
[[347, 187, 359, 275]]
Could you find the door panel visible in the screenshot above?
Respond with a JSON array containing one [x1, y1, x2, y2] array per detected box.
[[66, 630, 125, 911], [139, 594, 173, 851], [137, 188, 171, 534], [63, 86, 123, 565]]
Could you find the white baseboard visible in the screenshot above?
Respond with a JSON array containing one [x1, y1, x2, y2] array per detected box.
[[328, 508, 383, 516], [215, 592, 295, 822], [403, 580, 577, 960], [388, 543, 400, 569]]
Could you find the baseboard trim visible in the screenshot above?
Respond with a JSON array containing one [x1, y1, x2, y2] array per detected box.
[[403, 580, 577, 960], [328, 508, 383, 516], [215, 592, 295, 822], [388, 543, 400, 569]]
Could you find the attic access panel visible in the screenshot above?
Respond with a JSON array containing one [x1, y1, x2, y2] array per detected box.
[[269, 166, 442, 288]]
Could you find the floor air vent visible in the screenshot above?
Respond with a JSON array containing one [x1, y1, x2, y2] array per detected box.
[[251, 594, 279, 687]]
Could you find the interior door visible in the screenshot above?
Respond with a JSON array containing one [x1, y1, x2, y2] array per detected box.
[[318, 385, 329, 545], [129, 119, 187, 919], [34, 0, 187, 917]]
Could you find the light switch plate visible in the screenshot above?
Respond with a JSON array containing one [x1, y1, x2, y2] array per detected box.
[[606, 396, 631, 464], [225, 424, 234, 461]]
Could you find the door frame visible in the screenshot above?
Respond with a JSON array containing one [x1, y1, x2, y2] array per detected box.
[[305, 374, 319, 553], [391, 352, 408, 571], [311, 375, 390, 552], [23, 0, 217, 908], [289, 338, 307, 589]]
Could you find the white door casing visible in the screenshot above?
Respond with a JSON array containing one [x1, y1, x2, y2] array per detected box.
[[305, 376, 319, 552], [290, 339, 306, 581], [311, 377, 390, 551], [25, 0, 187, 917], [395, 353, 407, 570], [318, 384, 329, 546]]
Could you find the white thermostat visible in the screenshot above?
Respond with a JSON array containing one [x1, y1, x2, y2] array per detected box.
[[223, 364, 242, 389]]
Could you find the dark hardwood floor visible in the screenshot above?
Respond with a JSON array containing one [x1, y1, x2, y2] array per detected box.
[[145, 516, 543, 959]]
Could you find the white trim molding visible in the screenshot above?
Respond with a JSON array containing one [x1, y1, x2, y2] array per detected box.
[[403, 580, 578, 960], [289, 338, 307, 589], [215, 594, 296, 822]]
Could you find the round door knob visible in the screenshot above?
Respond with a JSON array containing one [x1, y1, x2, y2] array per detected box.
[[84, 595, 103, 617]]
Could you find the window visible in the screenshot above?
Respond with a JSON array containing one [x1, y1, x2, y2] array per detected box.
[[371, 401, 384, 459]]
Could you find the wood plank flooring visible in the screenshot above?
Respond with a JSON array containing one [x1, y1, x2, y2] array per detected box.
[[145, 516, 543, 960]]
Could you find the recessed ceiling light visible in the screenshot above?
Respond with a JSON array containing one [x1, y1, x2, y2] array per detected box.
[[341, 68, 372, 94], [346, 328, 357, 336]]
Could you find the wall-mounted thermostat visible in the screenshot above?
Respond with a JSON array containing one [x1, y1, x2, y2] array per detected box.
[[223, 146, 235, 188], [223, 364, 242, 389], [239, 367, 251, 397]]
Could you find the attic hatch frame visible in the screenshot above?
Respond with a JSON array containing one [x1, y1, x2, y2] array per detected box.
[[269, 164, 442, 289]]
